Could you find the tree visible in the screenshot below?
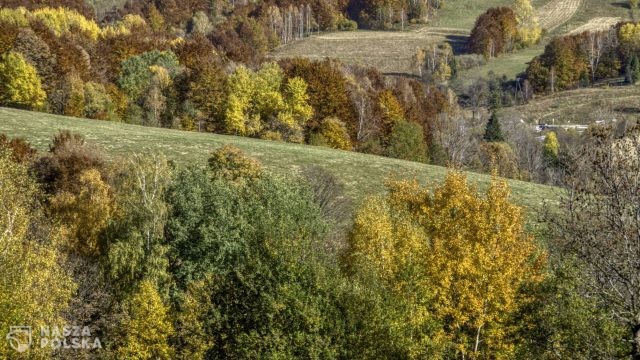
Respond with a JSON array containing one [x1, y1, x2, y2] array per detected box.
[[208, 144, 263, 182], [386, 119, 428, 162], [165, 163, 343, 358], [105, 153, 172, 295], [310, 117, 353, 150], [484, 113, 505, 142], [49, 169, 113, 256], [116, 280, 174, 359], [0, 149, 75, 358], [0, 51, 46, 109], [549, 126, 640, 358], [514, 0, 542, 46], [469, 7, 518, 57], [346, 172, 545, 358], [542, 131, 559, 165]]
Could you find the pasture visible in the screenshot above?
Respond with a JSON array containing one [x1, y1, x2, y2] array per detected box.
[[0, 107, 558, 212]]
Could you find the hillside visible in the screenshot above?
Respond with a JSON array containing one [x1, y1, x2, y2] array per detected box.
[[502, 86, 640, 125], [0, 107, 558, 211]]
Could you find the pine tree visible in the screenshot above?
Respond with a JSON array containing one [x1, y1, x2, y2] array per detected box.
[[484, 113, 505, 142]]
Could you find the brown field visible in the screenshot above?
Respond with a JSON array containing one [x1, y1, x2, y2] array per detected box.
[[566, 16, 621, 35], [270, 27, 469, 75], [537, 0, 582, 31]]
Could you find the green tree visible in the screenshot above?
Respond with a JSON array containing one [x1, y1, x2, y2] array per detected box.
[[165, 155, 346, 358], [0, 51, 46, 109], [484, 113, 505, 142], [105, 153, 172, 295], [386, 119, 428, 162], [116, 280, 174, 360]]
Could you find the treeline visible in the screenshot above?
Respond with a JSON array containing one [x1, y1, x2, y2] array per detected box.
[[525, 22, 640, 93], [0, 4, 456, 162], [1, 131, 634, 359]]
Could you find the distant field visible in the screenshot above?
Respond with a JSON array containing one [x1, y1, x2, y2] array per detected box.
[[0, 107, 558, 212], [502, 86, 640, 125], [432, 0, 550, 29], [270, 27, 468, 75], [559, 0, 631, 34]]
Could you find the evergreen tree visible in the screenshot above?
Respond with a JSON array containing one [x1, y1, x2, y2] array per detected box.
[[483, 113, 505, 142]]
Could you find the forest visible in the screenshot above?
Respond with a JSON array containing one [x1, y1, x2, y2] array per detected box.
[[3, 0, 640, 358]]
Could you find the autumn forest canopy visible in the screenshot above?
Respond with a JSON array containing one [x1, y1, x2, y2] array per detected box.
[[3, 0, 640, 358]]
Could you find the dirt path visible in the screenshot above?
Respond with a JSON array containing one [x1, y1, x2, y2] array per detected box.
[[537, 0, 582, 31]]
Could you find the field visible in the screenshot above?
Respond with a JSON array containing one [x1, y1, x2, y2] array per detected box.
[[271, 27, 468, 75], [502, 86, 640, 125], [567, 16, 622, 35], [271, 0, 581, 77], [0, 107, 558, 213], [537, 0, 582, 31]]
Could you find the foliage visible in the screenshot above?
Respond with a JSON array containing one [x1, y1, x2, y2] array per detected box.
[[386, 119, 428, 162], [208, 144, 263, 182], [116, 280, 174, 360], [469, 7, 518, 58], [105, 153, 173, 295], [224, 62, 313, 141], [49, 168, 113, 256], [542, 131, 559, 164], [483, 113, 505, 142], [0, 51, 46, 109], [311, 117, 352, 150], [346, 172, 545, 358], [0, 149, 75, 358]]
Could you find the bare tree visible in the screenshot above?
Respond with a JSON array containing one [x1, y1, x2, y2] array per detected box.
[[550, 125, 640, 358]]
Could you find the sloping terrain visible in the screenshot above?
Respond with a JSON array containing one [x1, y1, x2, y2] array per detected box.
[[0, 107, 558, 211], [503, 87, 640, 125]]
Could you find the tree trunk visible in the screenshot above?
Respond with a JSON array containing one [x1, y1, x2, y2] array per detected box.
[[633, 324, 640, 360]]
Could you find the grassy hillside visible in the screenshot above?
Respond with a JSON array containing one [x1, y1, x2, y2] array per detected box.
[[502, 86, 640, 125], [0, 107, 558, 212]]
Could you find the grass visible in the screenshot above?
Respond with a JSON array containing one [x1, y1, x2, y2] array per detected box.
[[560, 0, 633, 34], [433, 0, 550, 28], [270, 28, 466, 75], [454, 45, 545, 87], [502, 86, 640, 124], [0, 107, 558, 213]]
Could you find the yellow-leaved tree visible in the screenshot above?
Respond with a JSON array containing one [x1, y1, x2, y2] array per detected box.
[[0, 51, 46, 110], [116, 280, 174, 360], [514, 0, 542, 46], [346, 172, 545, 359], [0, 149, 75, 358]]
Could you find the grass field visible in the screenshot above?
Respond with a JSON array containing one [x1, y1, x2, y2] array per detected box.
[[270, 27, 467, 75], [431, 0, 550, 28], [0, 107, 558, 212], [502, 86, 640, 124], [560, 0, 632, 34]]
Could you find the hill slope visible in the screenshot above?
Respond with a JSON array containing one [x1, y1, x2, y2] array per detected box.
[[0, 107, 558, 211]]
